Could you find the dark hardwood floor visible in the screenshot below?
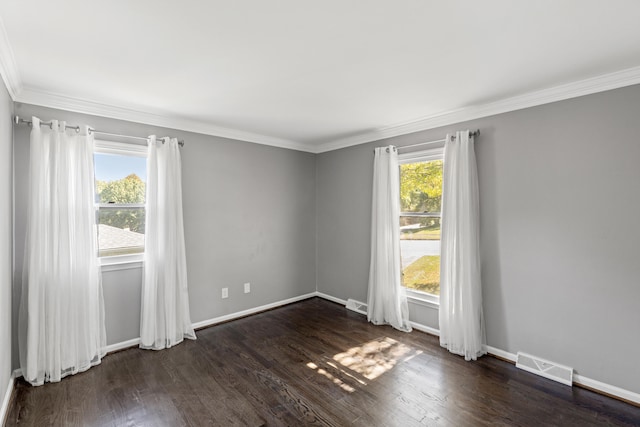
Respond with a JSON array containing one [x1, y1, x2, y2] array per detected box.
[[6, 297, 640, 426]]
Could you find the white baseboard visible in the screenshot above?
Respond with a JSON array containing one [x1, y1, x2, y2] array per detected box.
[[481, 346, 640, 404], [484, 345, 517, 363], [481, 345, 640, 404], [574, 374, 640, 405], [410, 321, 440, 337], [100, 292, 319, 356], [103, 338, 141, 354], [191, 292, 317, 330], [316, 291, 640, 406], [315, 292, 347, 306], [8, 292, 639, 408], [314, 293, 441, 337], [11, 293, 320, 383], [1, 370, 19, 426], [314, 292, 440, 338]]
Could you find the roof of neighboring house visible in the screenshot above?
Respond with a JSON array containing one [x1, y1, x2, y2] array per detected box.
[[98, 224, 144, 251]]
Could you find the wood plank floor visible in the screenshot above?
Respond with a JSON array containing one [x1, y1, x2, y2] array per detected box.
[[6, 297, 640, 426]]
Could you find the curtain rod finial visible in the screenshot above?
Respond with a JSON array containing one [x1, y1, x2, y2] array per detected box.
[[14, 115, 20, 124]]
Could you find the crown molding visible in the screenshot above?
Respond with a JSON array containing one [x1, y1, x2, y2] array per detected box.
[[15, 87, 315, 152], [313, 65, 640, 153], [10, 63, 640, 154], [0, 17, 310, 152], [0, 15, 22, 99], [3, 9, 640, 157]]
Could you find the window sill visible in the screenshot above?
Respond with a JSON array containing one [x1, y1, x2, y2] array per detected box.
[[100, 254, 144, 272], [405, 289, 439, 309]]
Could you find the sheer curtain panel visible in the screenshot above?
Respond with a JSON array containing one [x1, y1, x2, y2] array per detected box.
[[140, 136, 196, 350], [367, 146, 412, 332], [439, 130, 486, 360], [19, 117, 106, 386]]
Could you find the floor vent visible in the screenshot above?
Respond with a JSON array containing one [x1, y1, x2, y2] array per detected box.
[[346, 299, 368, 315], [516, 352, 573, 386]]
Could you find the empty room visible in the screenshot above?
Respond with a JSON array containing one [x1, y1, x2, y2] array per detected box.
[[1, 1, 640, 426]]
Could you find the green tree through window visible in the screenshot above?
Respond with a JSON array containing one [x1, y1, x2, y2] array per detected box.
[[399, 158, 443, 295], [400, 160, 443, 213], [94, 146, 147, 257], [97, 174, 146, 233]]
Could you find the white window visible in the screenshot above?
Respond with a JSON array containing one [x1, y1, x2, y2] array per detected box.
[[94, 140, 147, 258], [399, 148, 443, 299]]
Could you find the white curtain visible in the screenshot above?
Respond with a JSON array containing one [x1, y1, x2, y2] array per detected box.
[[19, 117, 106, 386], [140, 136, 195, 350], [439, 130, 486, 360], [367, 146, 412, 332]]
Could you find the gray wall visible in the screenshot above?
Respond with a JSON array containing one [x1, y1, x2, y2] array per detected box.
[[12, 103, 317, 365], [8, 84, 640, 396], [316, 85, 640, 394], [0, 81, 13, 404]]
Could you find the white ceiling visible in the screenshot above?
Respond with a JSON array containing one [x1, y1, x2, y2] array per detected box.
[[1, 0, 640, 152]]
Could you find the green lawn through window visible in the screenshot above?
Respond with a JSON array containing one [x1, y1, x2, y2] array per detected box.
[[402, 255, 440, 295], [400, 225, 440, 240]]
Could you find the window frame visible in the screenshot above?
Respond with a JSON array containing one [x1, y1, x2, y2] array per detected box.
[[94, 139, 147, 269], [398, 146, 444, 306]]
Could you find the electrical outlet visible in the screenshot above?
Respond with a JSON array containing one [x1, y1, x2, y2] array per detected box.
[[244, 282, 250, 293], [221, 287, 228, 299]]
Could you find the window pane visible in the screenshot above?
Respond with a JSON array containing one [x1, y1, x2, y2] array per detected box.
[[400, 217, 441, 295], [95, 153, 146, 204], [399, 160, 443, 213], [98, 207, 145, 257], [400, 216, 440, 240]]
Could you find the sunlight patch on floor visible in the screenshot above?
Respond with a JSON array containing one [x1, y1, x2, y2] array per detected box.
[[306, 337, 423, 392], [325, 361, 367, 386], [332, 337, 422, 381], [306, 362, 356, 392]]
